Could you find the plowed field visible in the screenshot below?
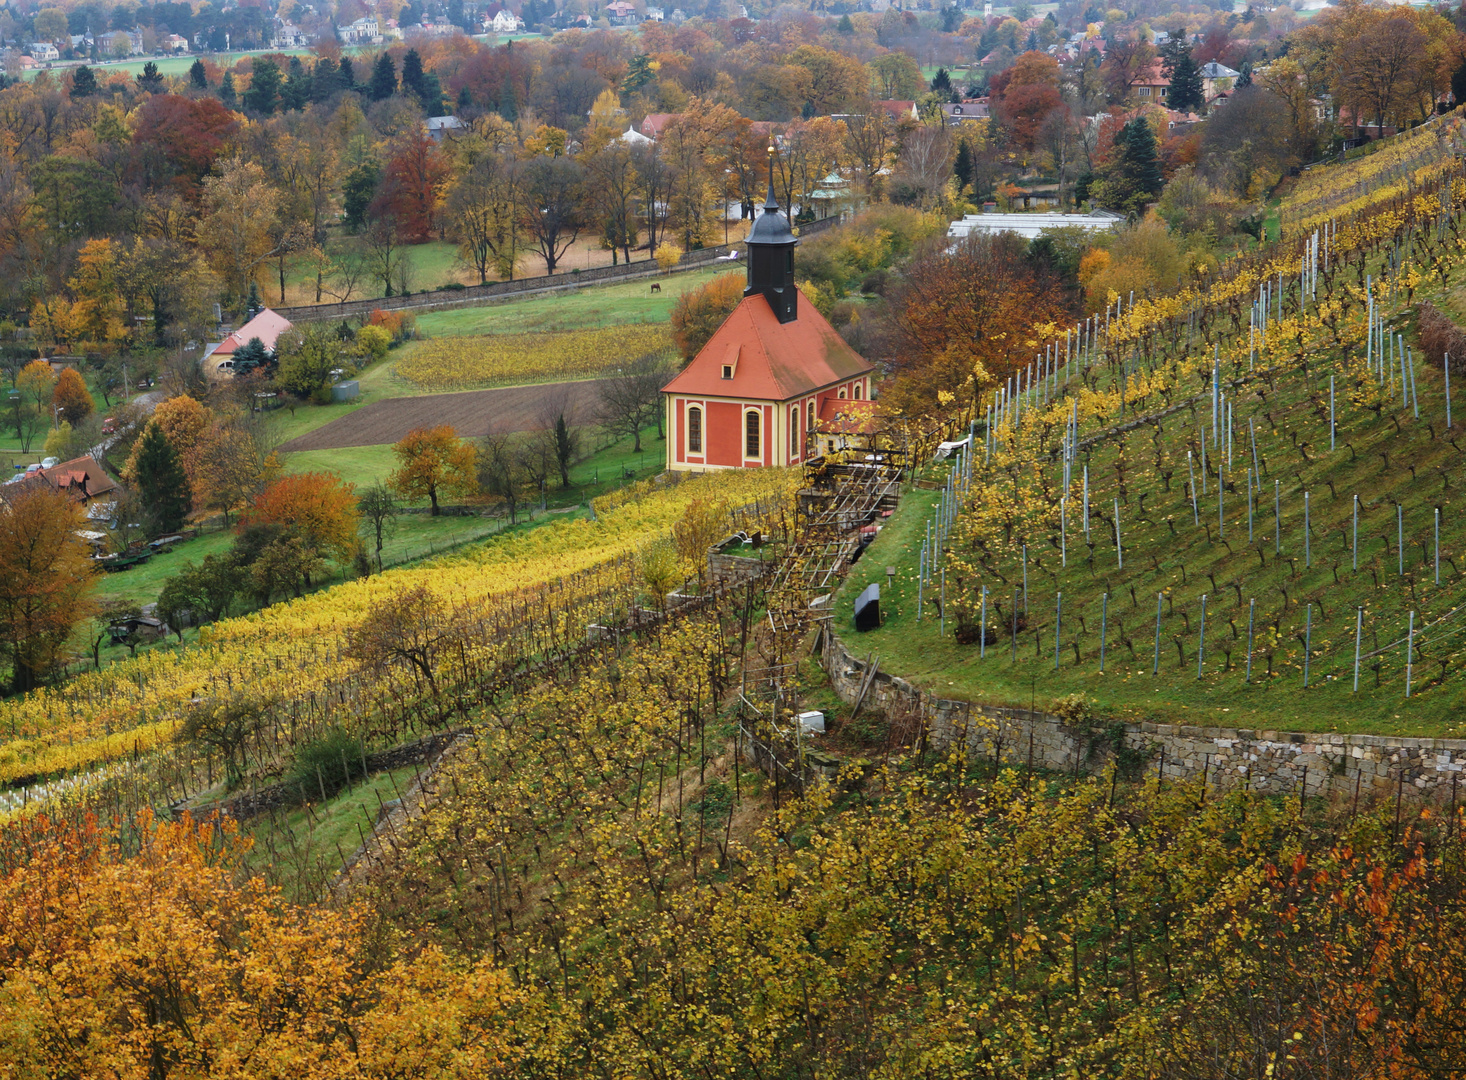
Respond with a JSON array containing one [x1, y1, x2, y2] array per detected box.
[[279, 380, 608, 451]]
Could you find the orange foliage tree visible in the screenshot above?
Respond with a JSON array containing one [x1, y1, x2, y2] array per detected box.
[[883, 231, 1073, 415], [389, 426, 478, 517], [376, 128, 450, 243], [0, 811, 523, 1077], [51, 367, 94, 427], [248, 472, 360, 561], [669, 271, 744, 360], [0, 486, 97, 691], [124, 395, 212, 498]]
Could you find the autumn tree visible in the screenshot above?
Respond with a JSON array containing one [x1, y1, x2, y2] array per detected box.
[[0, 486, 97, 691], [375, 128, 450, 243], [585, 142, 641, 266], [52, 367, 94, 427], [345, 584, 458, 696], [198, 156, 283, 301], [14, 360, 56, 453], [0, 812, 521, 1077], [445, 153, 522, 283], [194, 417, 279, 526], [867, 52, 923, 99], [249, 472, 360, 562], [131, 94, 240, 192], [389, 426, 479, 516], [884, 231, 1072, 414], [124, 394, 211, 499], [670, 272, 744, 359], [1101, 37, 1157, 105]]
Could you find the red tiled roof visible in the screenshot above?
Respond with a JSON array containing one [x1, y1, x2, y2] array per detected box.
[[38, 455, 117, 501], [661, 293, 875, 402], [213, 308, 294, 356]]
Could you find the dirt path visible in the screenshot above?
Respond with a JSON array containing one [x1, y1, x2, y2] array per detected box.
[[279, 379, 609, 451]]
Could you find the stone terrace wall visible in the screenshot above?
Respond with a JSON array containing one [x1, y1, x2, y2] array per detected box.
[[823, 630, 1466, 799]]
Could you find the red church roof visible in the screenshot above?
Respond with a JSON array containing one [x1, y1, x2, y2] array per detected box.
[[661, 293, 875, 402]]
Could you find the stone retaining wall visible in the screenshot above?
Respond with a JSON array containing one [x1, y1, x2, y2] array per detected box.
[[822, 630, 1466, 799]]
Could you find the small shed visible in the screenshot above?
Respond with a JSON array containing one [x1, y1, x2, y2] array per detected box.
[[331, 380, 361, 402]]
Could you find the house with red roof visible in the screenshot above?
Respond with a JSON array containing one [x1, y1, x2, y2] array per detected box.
[[661, 186, 876, 472], [640, 112, 679, 138], [206, 307, 294, 376]]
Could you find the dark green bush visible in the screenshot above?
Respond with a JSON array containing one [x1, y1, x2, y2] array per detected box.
[[286, 728, 368, 803]]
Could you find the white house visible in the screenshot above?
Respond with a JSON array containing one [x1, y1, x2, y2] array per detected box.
[[28, 42, 59, 62], [488, 9, 524, 32], [338, 16, 382, 44], [271, 22, 307, 48]]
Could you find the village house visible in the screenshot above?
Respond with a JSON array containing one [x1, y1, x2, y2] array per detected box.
[[661, 184, 876, 472], [28, 42, 59, 62], [337, 16, 382, 44], [488, 9, 525, 32], [204, 307, 293, 376]]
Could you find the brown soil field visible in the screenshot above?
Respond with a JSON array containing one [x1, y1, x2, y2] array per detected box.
[[279, 381, 609, 451]]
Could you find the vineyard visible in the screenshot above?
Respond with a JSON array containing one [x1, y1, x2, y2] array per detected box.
[[840, 119, 1466, 736], [395, 324, 672, 391], [0, 465, 799, 814], [11, 116, 1466, 1080]]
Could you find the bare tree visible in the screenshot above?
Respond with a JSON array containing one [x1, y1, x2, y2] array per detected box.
[[536, 388, 581, 488], [478, 429, 527, 524], [363, 215, 404, 297], [344, 584, 458, 698], [446, 153, 523, 283], [357, 482, 397, 571], [595, 353, 671, 454], [892, 124, 953, 210], [520, 156, 584, 275]]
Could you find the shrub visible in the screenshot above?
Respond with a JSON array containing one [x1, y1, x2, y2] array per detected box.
[[366, 309, 417, 345], [355, 324, 392, 363], [1415, 301, 1466, 370], [285, 727, 367, 803]]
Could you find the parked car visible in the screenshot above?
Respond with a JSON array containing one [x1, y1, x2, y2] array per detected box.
[[101, 417, 117, 435]]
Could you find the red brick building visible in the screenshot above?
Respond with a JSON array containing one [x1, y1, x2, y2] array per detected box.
[[661, 188, 876, 472]]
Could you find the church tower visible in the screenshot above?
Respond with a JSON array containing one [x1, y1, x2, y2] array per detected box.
[[744, 162, 799, 324]]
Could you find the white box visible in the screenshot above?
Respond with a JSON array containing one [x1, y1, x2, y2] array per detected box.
[[797, 710, 825, 735]]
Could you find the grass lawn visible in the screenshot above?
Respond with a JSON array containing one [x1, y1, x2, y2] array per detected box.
[[412, 264, 730, 337], [230, 764, 422, 902], [94, 529, 236, 608], [281, 421, 668, 509]]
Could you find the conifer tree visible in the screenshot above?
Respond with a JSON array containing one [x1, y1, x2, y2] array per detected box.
[[70, 64, 97, 98], [220, 70, 237, 108], [189, 57, 208, 90], [368, 52, 397, 101], [133, 422, 191, 533]]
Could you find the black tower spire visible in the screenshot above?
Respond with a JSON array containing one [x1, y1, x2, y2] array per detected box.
[[744, 144, 798, 324]]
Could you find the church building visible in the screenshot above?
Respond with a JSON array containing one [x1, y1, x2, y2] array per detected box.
[[660, 185, 876, 472]]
